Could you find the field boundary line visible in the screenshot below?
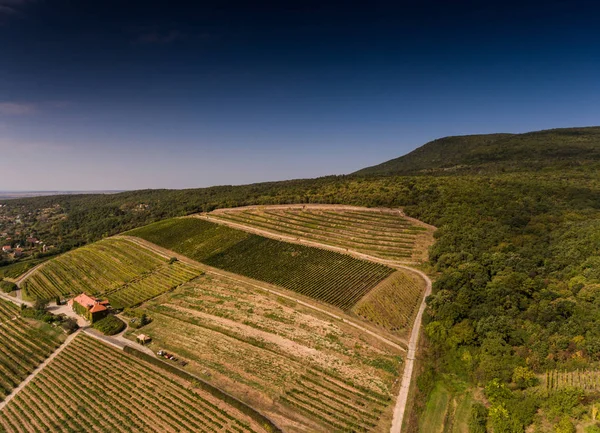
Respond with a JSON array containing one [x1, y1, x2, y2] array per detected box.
[[117, 235, 409, 352], [0, 329, 81, 411], [196, 213, 423, 266], [193, 208, 434, 433], [209, 203, 437, 231]]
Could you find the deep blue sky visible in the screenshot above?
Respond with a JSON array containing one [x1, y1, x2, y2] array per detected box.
[[1, 0, 599, 190]]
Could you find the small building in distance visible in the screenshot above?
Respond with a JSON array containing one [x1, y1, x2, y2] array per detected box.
[[136, 334, 152, 345], [68, 293, 110, 323]]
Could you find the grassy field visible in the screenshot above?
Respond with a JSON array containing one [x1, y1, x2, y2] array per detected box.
[[0, 333, 269, 433], [209, 207, 434, 262], [419, 379, 474, 433], [20, 238, 202, 307], [352, 270, 426, 333], [124, 274, 403, 431], [128, 218, 394, 310], [0, 298, 64, 402]]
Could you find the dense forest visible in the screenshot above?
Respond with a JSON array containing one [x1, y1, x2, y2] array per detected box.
[[3, 126, 600, 430]]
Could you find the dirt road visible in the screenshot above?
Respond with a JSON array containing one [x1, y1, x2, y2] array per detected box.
[[0, 329, 81, 411], [118, 235, 409, 352], [197, 213, 423, 267], [122, 222, 433, 433], [194, 209, 434, 433]]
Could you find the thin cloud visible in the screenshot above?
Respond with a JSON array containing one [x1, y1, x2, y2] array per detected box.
[[0, 102, 36, 115]]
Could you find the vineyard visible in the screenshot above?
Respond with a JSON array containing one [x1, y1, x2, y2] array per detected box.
[[544, 369, 600, 391], [21, 238, 165, 300], [128, 275, 402, 431], [0, 258, 48, 280], [0, 298, 63, 402], [282, 368, 391, 432], [0, 333, 270, 433], [352, 270, 426, 333], [107, 261, 201, 309], [209, 207, 434, 262], [19, 238, 201, 307], [128, 218, 394, 310]]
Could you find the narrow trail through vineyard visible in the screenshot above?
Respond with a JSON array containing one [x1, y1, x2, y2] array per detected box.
[[0, 329, 81, 412], [128, 204, 435, 433]]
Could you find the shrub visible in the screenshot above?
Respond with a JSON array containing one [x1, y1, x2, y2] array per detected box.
[[92, 315, 126, 336], [469, 403, 488, 433], [61, 317, 79, 334], [0, 279, 17, 293]]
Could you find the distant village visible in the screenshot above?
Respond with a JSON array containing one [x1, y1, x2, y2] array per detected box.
[[0, 203, 62, 263]]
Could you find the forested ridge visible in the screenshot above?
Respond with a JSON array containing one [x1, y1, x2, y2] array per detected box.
[[3, 126, 600, 430]]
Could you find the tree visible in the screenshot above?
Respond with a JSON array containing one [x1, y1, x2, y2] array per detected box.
[[61, 318, 79, 334], [554, 417, 575, 433], [33, 299, 49, 311], [469, 403, 487, 433], [512, 366, 538, 389]]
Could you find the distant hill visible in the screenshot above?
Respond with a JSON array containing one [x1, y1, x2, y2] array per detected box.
[[354, 126, 600, 176]]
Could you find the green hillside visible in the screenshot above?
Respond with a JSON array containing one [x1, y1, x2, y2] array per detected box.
[[355, 126, 600, 175]]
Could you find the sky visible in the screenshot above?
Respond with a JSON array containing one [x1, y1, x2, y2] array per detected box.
[[1, 0, 600, 190]]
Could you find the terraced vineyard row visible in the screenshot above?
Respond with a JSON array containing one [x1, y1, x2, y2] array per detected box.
[[107, 262, 201, 309], [0, 299, 63, 402], [0, 299, 18, 322], [129, 218, 395, 310], [352, 270, 426, 332], [282, 369, 391, 432], [132, 275, 401, 431], [205, 236, 393, 310], [209, 207, 434, 262], [0, 334, 268, 433], [21, 238, 167, 300]]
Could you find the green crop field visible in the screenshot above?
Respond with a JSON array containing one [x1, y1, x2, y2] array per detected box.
[[128, 218, 394, 310], [209, 207, 434, 262], [0, 334, 269, 433], [0, 299, 64, 402], [352, 270, 426, 333]]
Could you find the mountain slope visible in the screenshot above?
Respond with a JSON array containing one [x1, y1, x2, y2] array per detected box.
[[354, 126, 600, 176]]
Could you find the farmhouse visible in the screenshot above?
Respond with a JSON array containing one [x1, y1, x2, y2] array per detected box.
[[68, 293, 110, 323]]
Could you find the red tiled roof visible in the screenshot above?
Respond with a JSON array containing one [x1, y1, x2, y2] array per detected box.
[[89, 303, 108, 313], [71, 293, 110, 313], [72, 293, 98, 308]]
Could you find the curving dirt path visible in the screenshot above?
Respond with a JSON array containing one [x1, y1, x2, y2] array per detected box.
[[197, 213, 423, 269], [194, 208, 434, 433], [123, 207, 434, 433], [118, 235, 408, 352]]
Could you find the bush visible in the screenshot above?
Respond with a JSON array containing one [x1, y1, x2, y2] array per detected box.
[[0, 279, 17, 293], [61, 317, 79, 334], [92, 315, 126, 336], [469, 403, 488, 433], [21, 306, 57, 323]]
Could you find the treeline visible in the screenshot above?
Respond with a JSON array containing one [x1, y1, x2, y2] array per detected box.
[[4, 158, 600, 429]]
